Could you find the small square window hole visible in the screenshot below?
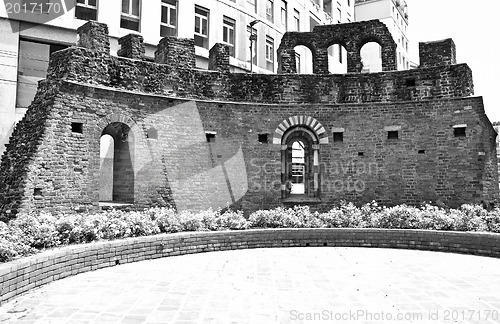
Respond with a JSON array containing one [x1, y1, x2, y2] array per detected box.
[[258, 134, 269, 144], [405, 79, 416, 87], [206, 133, 216, 143], [388, 131, 399, 139], [454, 127, 466, 137], [72, 122, 83, 134]]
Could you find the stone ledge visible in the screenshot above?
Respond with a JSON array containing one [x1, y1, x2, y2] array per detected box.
[[1, 229, 499, 305]]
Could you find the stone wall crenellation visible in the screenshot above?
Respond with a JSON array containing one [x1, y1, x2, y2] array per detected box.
[[419, 38, 456, 68]]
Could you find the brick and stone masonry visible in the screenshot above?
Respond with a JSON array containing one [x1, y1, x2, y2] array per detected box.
[[0, 20, 497, 220]]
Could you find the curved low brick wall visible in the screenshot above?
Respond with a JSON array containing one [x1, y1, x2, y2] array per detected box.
[[1, 228, 500, 304]]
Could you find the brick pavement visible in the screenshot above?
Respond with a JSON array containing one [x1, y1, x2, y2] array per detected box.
[[1, 247, 499, 324]]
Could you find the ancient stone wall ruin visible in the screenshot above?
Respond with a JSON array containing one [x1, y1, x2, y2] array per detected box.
[[278, 20, 397, 73], [0, 21, 497, 220]]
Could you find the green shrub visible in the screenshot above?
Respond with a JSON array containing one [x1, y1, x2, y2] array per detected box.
[[485, 208, 500, 233], [121, 210, 160, 237], [152, 207, 182, 233], [2, 202, 500, 263], [318, 201, 379, 228], [458, 204, 489, 232], [417, 204, 456, 231], [55, 214, 80, 244], [359, 201, 383, 228], [10, 213, 59, 249], [338, 201, 365, 227], [375, 205, 423, 229], [248, 206, 320, 228], [248, 207, 288, 228], [292, 206, 324, 228], [217, 210, 250, 230], [0, 222, 34, 262], [318, 208, 347, 228], [177, 210, 207, 232]]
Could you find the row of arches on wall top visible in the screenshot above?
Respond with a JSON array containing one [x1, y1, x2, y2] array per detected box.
[[294, 42, 382, 74]]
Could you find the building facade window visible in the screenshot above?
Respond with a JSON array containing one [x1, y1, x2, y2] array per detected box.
[[293, 9, 300, 31], [266, 0, 274, 22], [248, 0, 257, 13], [281, 0, 287, 29], [121, 0, 141, 31], [194, 6, 209, 49], [75, 0, 97, 21], [266, 35, 274, 71], [17, 40, 67, 108], [309, 16, 319, 31], [295, 52, 301, 73], [247, 26, 257, 65], [160, 0, 177, 37], [222, 16, 236, 57]]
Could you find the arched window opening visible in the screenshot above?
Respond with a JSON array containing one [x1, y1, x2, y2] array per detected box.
[[100, 122, 135, 204], [282, 126, 320, 198], [327, 43, 347, 74], [294, 45, 313, 74], [291, 140, 305, 194], [360, 42, 382, 73]]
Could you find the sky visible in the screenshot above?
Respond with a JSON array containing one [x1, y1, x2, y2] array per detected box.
[[406, 0, 500, 122]]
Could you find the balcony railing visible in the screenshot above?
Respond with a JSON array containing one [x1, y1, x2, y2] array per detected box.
[[309, 0, 321, 13], [323, 11, 334, 25]]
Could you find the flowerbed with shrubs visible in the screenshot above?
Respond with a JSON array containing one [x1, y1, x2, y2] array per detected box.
[[1, 202, 500, 262]]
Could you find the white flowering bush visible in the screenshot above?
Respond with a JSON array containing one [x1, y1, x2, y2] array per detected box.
[[0, 222, 34, 262], [216, 210, 250, 230], [457, 204, 489, 232], [1, 202, 500, 262], [150, 207, 181, 233], [485, 208, 500, 233], [10, 213, 59, 248]]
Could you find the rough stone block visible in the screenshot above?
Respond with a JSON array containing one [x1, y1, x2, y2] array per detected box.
[[209, 43, 230, 73], [76, 21, 110, 55], [419, 38, 456, 68], [118, 34, 145, 60], [154, 37, 195, 69]]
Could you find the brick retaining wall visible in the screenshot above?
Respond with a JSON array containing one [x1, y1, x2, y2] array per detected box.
[[1, 229, 499, 305]]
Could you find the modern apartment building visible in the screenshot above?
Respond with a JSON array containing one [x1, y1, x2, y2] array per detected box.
[[0, 0, 354, 157], [354, 0, 410, 72]]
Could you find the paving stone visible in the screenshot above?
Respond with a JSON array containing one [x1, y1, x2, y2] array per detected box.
[[1, 247, 500, 323]]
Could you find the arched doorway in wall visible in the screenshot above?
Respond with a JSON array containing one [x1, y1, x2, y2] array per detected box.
[[293, 45, 314, 74], [360, 41, 382, 73], [99, 134, 114, 201], [99, 122, 135, 203], [282, 126, 319, 198], [327, 43, 347, 74]]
